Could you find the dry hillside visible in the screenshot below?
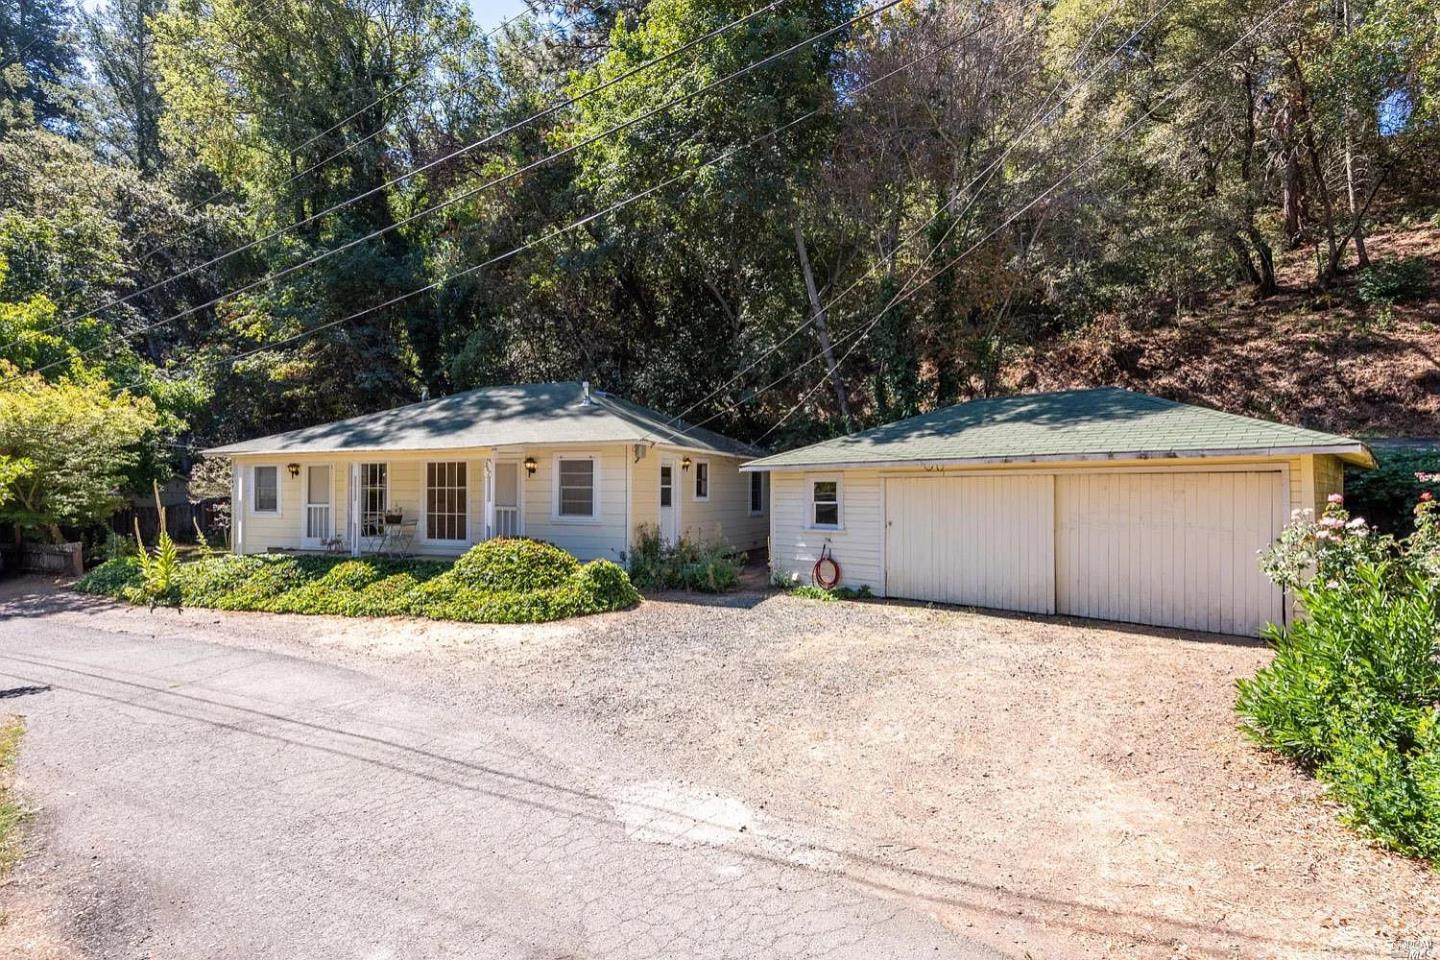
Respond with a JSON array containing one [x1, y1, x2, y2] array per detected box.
[[1005, 225, 1440, 438]]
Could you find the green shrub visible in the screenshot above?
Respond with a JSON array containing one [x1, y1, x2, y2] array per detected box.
[[74, 546, 638, 624], [1357, 256, 1430, 306], [1345, 451, 1440, 534], [1239, 493, 1440, 861], [450, 538, 579, 591], [1236, 564, 1440, 768], [786, 583, 874, 601], [627, 525, 744, 593], [76, 556, 143, 596]]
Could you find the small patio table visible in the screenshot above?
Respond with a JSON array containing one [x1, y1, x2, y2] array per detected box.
[[377, 519, 418, 558]]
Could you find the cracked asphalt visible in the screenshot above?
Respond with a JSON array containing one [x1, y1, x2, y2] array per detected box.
[[0, 584, 999, 960]]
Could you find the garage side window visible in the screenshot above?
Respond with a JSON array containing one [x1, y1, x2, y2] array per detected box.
[[253, 465, 279, 514], [810, 478, 840, 528]]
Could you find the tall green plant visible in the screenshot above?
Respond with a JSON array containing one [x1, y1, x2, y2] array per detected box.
[[133, 481, 180, 606]]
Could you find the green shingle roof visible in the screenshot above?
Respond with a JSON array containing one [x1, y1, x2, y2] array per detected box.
[[743, 388, 1373, 471], [203, 382, 762, 458]]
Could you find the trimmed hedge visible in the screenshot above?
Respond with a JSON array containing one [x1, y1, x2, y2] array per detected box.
[[77, 542, 639, 624]]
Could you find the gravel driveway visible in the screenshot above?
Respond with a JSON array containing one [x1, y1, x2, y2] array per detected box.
[[1, 578, 1435, 959]]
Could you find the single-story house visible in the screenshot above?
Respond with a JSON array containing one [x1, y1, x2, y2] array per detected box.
[[203, 382, 768, 561], [743, 388, 1374, 636]]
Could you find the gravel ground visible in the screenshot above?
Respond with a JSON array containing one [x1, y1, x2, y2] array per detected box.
[[3, 577, 1437, 958]]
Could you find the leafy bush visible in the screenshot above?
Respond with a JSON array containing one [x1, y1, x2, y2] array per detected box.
[[627, 525, 744, 593], [1357, 256, 1430, 306], [1238, 493, 1440, 860], [450, 538, 579, 591], [787, 583, 874, 602], [1345, 452, 1440, 534], [75, 547, 638, 624]]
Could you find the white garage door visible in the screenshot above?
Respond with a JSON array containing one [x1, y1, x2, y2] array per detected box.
[[1055, 471, 1286, 635], [884, 475, 1055, 614]]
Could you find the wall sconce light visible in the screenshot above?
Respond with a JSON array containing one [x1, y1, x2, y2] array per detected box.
[[681, 456, 692, 471], [523, 456, 537, 476], [286, 463, 301, 478]]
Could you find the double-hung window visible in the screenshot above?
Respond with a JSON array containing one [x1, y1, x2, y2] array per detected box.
[[252, 466, 279, 514], [810, 478, 841, 529], [556, 457, 597, 520], [693, 460, 709, 501], [425, 462, 468, 541], [749, 472, 765, 516]]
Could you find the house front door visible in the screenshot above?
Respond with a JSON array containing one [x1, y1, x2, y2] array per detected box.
[[494, 461, 520, 538], [659, 458, 678, 545], [303, 464, 332, 547]]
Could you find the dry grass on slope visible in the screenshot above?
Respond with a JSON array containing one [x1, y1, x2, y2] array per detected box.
[[1006, 225, 1440, 437]]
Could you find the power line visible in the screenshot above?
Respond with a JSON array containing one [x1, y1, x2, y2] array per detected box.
[[128, 7, 547, 273], [680, 0, 1301, 440], [101, 9, 986, 401], [659, 0, 1155, 431], [12, 0, 797, 354]]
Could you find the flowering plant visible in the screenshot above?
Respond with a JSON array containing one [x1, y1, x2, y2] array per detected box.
[[1259, 495, 1393, 592]]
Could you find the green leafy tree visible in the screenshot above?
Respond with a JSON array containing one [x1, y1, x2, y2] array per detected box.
[[0, 363, 160, 542]]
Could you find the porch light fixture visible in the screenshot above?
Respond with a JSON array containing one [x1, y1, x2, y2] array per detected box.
[[681, 456, 692, 471], [523, 456, 537, 476], [286, 463, 301, 478]]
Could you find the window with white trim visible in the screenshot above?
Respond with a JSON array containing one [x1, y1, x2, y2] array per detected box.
[[810, 478, 840, 528], [425, 462, 468, 541], [749, 472, 764, 515], [557, 458, 596, 518], [252, 466, 279, 514], [693, 460, 709, 501], [360, 463, 387, 536]]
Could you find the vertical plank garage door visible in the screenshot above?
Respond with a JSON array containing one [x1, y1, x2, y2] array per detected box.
[[1055, 471, 1286, 635], [884, 475, 1055, 614]]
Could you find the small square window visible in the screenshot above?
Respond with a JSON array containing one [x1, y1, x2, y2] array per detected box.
[[253, 466, 278, 513], [694, 461, 709, 501], [811, 479, 839, 528]]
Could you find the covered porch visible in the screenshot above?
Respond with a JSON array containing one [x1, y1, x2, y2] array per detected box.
[[232, 449, 531, 559]]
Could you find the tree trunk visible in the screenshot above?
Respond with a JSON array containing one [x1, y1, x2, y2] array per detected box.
[[793, 221, 853, 431]]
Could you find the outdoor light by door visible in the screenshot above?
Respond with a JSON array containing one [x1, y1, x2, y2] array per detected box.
[[286, 463, 301, 478], [681, 456, 692, 471], [523, 456, 537, 476]]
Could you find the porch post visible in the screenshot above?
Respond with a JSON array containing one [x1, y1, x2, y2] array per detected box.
[[232, 464, 244, 555], [350, 462, 361, 557], [483, 457, 496, 541]]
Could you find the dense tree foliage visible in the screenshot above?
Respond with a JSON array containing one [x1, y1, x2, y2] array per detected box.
[[0, 0, 1434, 540]]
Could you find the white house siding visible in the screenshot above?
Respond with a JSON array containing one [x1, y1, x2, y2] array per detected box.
[[517, 445, 631, 561], [230, 443, 771, 562], [676, 452, 768, 552], [766, 454, 1320, 631]]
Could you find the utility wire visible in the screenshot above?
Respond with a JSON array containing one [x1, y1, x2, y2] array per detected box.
[[11, 0, 798, 354], [100, 11, 988, 400], [660, 0, 1157, 431], [680, 0, 1300, 439], [128, 8, 546, 273]]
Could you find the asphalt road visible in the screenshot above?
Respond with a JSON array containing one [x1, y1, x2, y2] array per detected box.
[[0, 588, 998, 960]]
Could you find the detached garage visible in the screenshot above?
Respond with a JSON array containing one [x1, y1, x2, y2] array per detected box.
[[744, 388, 1373, 636]]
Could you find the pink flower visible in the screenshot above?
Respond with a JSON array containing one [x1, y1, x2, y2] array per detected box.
[[1327, 493, 1344, 504], [1346, 517, 1367, 530], [1422, 491, 1435, 503]]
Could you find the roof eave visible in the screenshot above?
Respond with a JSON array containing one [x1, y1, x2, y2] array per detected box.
[[741, 443, 1375, 472]]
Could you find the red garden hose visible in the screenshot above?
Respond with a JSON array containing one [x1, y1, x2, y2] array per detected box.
[[813, 544, 841, 589]]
